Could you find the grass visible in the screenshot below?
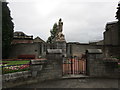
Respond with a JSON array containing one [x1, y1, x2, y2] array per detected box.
[[2, 60, 30, 65]]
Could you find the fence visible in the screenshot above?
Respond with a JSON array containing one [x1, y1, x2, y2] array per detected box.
[[62, 57, 86, 75]]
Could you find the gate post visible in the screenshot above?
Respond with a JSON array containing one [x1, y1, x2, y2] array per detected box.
[[71, 56, 73, 74], [86, 49, 103, 76], [46, 49, 63, 79]]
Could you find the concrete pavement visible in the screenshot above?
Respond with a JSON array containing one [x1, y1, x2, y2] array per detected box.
[[14, 78, 119, 88]]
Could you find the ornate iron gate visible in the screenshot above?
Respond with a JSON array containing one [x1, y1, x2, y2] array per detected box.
[[62, 56, 86, 75]]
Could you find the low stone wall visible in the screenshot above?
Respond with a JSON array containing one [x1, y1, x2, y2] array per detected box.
[[2, 59, 47, 88], [2, 71, 33, 88], [86, 49, 119, 78], [2, 71, 31, 82], [2, 56, 63, 88], [88, 59, 118, 78]]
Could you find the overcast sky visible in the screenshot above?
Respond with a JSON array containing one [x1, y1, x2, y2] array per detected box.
[[7, 0, 119, 43]]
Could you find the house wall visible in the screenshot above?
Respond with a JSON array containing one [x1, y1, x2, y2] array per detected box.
[[9, 43, 46, 59], [103, 22, 120, 58], [104, 22, 119, 46]]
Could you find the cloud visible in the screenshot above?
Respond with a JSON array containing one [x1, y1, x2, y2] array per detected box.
[[7, 0, 119, 43]]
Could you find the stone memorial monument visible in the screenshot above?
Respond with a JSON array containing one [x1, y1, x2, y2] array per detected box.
[[54, 18, 65, 42], [53, 18, 66, 57]]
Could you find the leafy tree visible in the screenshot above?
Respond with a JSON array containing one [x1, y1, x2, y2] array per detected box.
[[2, 2, 14, 59], [116, 2, 120, 20], [47, 23, 57, 43], [116, 2, 120, 45]]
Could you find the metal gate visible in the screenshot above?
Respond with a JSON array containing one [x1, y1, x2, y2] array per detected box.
[[62, 56, 86, 75]]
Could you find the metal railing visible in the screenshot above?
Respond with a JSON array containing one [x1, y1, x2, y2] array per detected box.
[[62, 57, 86, 75]]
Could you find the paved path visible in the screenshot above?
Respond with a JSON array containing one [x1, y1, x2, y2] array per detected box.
[[62, 74, 89, 79], [15, 78, 119, 88]]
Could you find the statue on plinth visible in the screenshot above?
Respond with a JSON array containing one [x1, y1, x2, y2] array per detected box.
[[54, 18, 65, 42]]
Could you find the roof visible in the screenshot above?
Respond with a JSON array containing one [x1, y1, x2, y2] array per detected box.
[[33, 36, 45, 43], [106, 21, 118, 25], [47, 49, 62, 54], [96, 40, 104, 45], [1, 0, 6, 2], [67, 42, 89, 45], [13, 31, 33, 39], [86, 49, 102, 54]]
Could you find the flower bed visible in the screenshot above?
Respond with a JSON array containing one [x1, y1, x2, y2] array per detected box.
[[2, 64, 30, 74], [1, 60, 30, 74]]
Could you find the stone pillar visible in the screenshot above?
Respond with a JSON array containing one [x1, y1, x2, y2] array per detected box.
[[30, 60, 46, 77], [86, 49, 103, 76], [45, 49, 63, 79]]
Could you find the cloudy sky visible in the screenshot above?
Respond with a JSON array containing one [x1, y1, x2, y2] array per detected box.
[[7, 0, 119, 43]]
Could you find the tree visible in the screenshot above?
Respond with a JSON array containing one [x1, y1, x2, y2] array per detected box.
[[47, 23, 58, 43], [2, 2, 14, 59], [116, 2, 120, 20], [116, 2, 120, 45]]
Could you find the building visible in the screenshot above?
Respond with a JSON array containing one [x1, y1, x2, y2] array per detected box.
[[9, 32, 46, 59], [12, 32, 33, 44], [103, 21, 120, 58], [104, 21, 119, 46]]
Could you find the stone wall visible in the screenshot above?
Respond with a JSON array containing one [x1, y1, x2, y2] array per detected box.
[[2, 71, 31, 82], [67, 43, 102, 58], [9, 42, 46, 59], [2, 51, 63, 88], [2, 59, 47, 88], [103, 45, 120, 58], [86, 49, 119, 78], [38, 49, 63, 80]]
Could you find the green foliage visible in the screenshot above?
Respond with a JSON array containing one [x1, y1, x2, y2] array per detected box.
[[2, 60, 30, 65], [116, 3, 120, 20], [47, 36, 52, 43], [47, 23, 58, 43], [118, 64, 120, 68], [116, 2, 120, 46], [2, 2, 14, 59]]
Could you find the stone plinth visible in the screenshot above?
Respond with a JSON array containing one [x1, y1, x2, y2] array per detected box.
[[54, 41, 66, 57]]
